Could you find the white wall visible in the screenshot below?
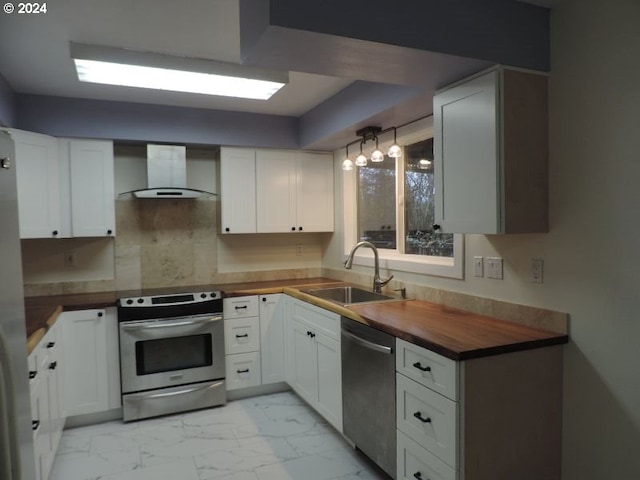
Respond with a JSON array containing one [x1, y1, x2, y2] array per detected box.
[[324, 0, 640, 477]]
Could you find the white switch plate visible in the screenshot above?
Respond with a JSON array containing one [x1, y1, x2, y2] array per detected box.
[[531, 258, 544, 283], [473, 256, 484, 277], [486, 257, 503, 279]]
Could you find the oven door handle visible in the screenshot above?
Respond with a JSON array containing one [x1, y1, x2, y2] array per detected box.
[[120, 315, 222, 331]]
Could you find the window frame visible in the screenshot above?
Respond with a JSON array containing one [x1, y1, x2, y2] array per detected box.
[[342, 117, 464, 279]]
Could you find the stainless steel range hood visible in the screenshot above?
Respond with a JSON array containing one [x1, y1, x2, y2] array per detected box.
[[124, 144, 216, 199]]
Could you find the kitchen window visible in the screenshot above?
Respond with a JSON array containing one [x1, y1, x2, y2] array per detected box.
[[343, 117, 463, 278]]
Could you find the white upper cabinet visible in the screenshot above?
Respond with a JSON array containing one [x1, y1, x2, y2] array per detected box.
[[9, 129, 116, 239], [256, 150, 297, 232], [296, 152, 335, 232], [433, 67, 548, 234], [256, 150, 334, 233], [9, 129, 62, 238], [220, 147, 257, 234], [59, 138, 116, 237]]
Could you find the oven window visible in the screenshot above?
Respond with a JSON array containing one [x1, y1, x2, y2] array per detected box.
[[135, 334, 213, 375]]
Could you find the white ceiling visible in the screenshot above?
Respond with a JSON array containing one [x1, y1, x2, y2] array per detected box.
[[0, 0, 551, 126], [0, 0, 353, 117]]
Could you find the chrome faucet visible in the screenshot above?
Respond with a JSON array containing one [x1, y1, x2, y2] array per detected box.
[[344, 241, 394, 293]]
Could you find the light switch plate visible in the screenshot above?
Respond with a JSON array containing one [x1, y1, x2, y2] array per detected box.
[[531, 258, 544, 283], [486, 257, 503, 279], [473, 256, 484, 277]]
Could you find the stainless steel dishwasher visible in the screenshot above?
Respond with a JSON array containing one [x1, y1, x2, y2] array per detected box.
[[341, 316, 396, 479]]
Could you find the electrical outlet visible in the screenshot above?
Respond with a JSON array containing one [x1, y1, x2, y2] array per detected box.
[[473, 256, 484, 277], [296, 244, 303, 256], [486, 257, 503, 279], [531, 258, 544, 283], [64, 251, 76, 267]]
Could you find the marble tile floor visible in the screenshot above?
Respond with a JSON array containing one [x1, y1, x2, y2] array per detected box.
[[49, 391, 390, 480]]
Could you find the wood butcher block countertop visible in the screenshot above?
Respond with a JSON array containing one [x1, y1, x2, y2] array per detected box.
[[23, 277, 567, 360]]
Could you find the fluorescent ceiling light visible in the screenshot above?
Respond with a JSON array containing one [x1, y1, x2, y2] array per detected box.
[[70, 43, 288, 100]]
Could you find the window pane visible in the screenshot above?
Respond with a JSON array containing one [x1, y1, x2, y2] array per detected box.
[[357, 156, 396, 249], [404, 139, 453, 257]]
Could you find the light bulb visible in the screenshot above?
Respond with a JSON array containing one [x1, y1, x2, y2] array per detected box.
[[371, 149, 385, 162], [355, 153, 368, 167], [388, 144, 402, 158], [342, 158, 354, 171]]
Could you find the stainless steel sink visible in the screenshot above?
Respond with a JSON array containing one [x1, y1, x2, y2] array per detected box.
[[303, 286, 405, 306]]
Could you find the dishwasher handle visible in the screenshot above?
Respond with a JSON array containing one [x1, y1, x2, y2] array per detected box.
[[342, 328, 393, 355]]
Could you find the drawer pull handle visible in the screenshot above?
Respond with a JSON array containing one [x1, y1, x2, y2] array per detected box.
[[32, 420, 40, 431], [413, 362, 431, 372], [235, 305, 248, 310], [413, 411, 432, 423], [235, 334, 249, 338], [414, 473, 427, 480], [49, 361, 57, 370], [29, 370, 37, 379], [237, 369, 250, 374], [46, 342, 55, 349]]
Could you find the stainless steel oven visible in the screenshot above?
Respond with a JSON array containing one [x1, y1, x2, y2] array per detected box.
[[118, 291, 225, 422]]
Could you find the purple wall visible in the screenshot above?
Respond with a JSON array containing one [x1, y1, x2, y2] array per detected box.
[[267, 0, 549, 71], [16, 94, 299, 148], [0, 73, 16, 127]]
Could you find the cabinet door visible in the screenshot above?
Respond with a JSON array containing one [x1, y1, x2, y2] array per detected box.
[[10, 129, 61, 238], [220, 147, 256, 233], [256, 150, 297, 232], [259, 294, 285, 384], [434, 70, 500, 234], [296, 153, 334, 232], [289, 318, 318, 405], [316, 333, 342, 432], [61, 309, 109, 417], [68, 139, 116, 237]]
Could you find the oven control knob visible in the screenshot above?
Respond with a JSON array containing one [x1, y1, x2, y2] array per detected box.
[[126, 299, 133, 305], [201, 293, 207, 299], [210, 293, 217, 298], [137, 298, 144, 304]]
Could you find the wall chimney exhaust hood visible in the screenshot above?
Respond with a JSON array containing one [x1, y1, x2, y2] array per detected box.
[[122, 144, 216, 199]]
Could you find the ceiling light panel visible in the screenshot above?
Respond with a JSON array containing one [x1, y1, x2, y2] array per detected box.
[[70, 43, 288, 100]]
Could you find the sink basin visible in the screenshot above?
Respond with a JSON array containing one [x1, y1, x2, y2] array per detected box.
[[303, 286, 405, 306]]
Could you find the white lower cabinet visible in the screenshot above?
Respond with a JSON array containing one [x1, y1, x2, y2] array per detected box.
[[224, 296, 261, 391], [28, 320, 65, 480], [224, 294, 286, 391], [284, 296, 342, 432], [225, 351, 262, 390], [259, 294, 286, 384], [397, 431, 456, 480], [396, 338, 563, 480], [60, 307, 120, 417]]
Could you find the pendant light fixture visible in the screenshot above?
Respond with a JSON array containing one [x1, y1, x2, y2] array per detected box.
[[388, 127, 402, 158], [355, 140, 368, 167], [371, 135, 384, 162], [342, 144, 354, 171], [340, 116, 430, 171]]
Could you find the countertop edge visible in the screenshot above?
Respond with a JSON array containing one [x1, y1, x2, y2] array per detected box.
[[25, 278, 569, 361]]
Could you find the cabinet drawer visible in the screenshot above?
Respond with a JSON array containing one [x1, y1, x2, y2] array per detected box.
[[397, 430, 457, 480], [397, 373, 458, 468], [226, 352, 261, 390], [396, 338, 458, 401], [224, 317, 260, 354], [291, 298, 340, 340], [224, 296, 259, 319]]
